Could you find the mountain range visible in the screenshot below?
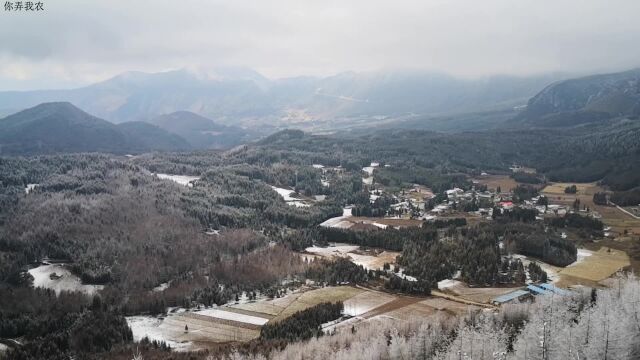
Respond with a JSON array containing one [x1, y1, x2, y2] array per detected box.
[[0, 102, 190, 155], [0, 68, 565, 131], [519, 68, 640, 127], [1, 68, 639, 155]]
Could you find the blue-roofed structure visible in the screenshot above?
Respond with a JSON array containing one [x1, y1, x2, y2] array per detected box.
[[539, 283, 571, 296], [492, 290, 531, 304], [527, 284, 551, 295]]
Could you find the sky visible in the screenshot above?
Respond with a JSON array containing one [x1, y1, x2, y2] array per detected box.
[[1, 0, 640, 90]]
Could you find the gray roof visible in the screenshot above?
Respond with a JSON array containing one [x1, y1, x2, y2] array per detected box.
[[527, 284, 551, 295], [539, 283, 571, 296], [493, 290, 530, 303]]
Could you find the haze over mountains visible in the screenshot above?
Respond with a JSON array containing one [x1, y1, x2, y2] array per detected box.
[[0, 68, 565, 130], [0, 68, 639, 155]]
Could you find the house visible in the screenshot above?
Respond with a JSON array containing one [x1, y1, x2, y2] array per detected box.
[[499, 201, 514, 210]]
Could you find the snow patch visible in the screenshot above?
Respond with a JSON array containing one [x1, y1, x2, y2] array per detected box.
[[126, 316, 193, 352], [156, 174, 199, 187], [195, 309, 269, 326], [25, 183, 38, 194], [28, 264, 103, 296]]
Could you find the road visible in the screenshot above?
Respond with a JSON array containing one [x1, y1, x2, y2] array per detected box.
[[613, 204, 640, 219]]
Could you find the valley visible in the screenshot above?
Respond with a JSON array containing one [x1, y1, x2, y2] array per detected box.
[[1, 55, 640, 360]]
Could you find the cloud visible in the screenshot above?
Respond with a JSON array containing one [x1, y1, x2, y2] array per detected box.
[[0, 0, 639, 90]]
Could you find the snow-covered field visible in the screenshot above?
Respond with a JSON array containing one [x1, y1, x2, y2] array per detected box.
[[156, 174, 200, 187], [126, 315, 193, 351], [306, 244, 360, 257], [195, 308, 270, 325], [127, 305, 271, 350], [28, 264, 104, 295], [305, 243, 399, 271], [271, 186, 310, 207], [319, 207, 353, 228]]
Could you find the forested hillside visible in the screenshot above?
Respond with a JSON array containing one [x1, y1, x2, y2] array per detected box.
[[520, 68, 640, 127], [0, 103, 193, 155]]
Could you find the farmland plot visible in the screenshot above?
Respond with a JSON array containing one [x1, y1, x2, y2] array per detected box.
[[305, 243, 400, 270]]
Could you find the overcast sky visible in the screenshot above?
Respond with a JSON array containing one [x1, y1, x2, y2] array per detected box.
[[1, 0, 640, 90]]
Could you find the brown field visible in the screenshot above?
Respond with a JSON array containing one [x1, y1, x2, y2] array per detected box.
[[541, 182, 596, 196], [557, 247, 630, 287], [160, 313, 260, 344], [230, 291, 306, 316], [221, 307, 276, 320], [271, 286, 364, 322], [360, 296, 422, 319], [342, 289, 396, 315], [377, 299, 436, 321], [542, 182, 640, 234], [474, 175, 519, 192]]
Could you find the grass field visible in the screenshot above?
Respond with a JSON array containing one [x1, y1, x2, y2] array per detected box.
[[557, 247, 630, 287], [474, 175, 519, 192], [271, 286, 364, 321], [541, 182, 640, 234]]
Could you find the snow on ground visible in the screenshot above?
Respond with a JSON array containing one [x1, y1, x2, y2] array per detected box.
[[305, 243, 399, 270], [312, 164, 324, 169], [153, 282, 170, 292], [315, 195, 326, 201], [573, 249, 593, 264], [195, 309, 269, 326], [319, 207, 353, 228], [511, 254, 561, 283], [512, 249, 595, 284], [321, 180, 330, 187], [25, 183, 38, 194], [28, 264, 103, 295], [362, 167, 375, 176], [306, 244, 360, 257], [0, 343, 7, 352], [271, 186, 311, 207], [362, 176, 373, 185], [126, 316, 193, 352], [156, 174, 200, 187], [395, 272, 417, 282], [271, 186, 297, 201], [438, 279, 463, 290]]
